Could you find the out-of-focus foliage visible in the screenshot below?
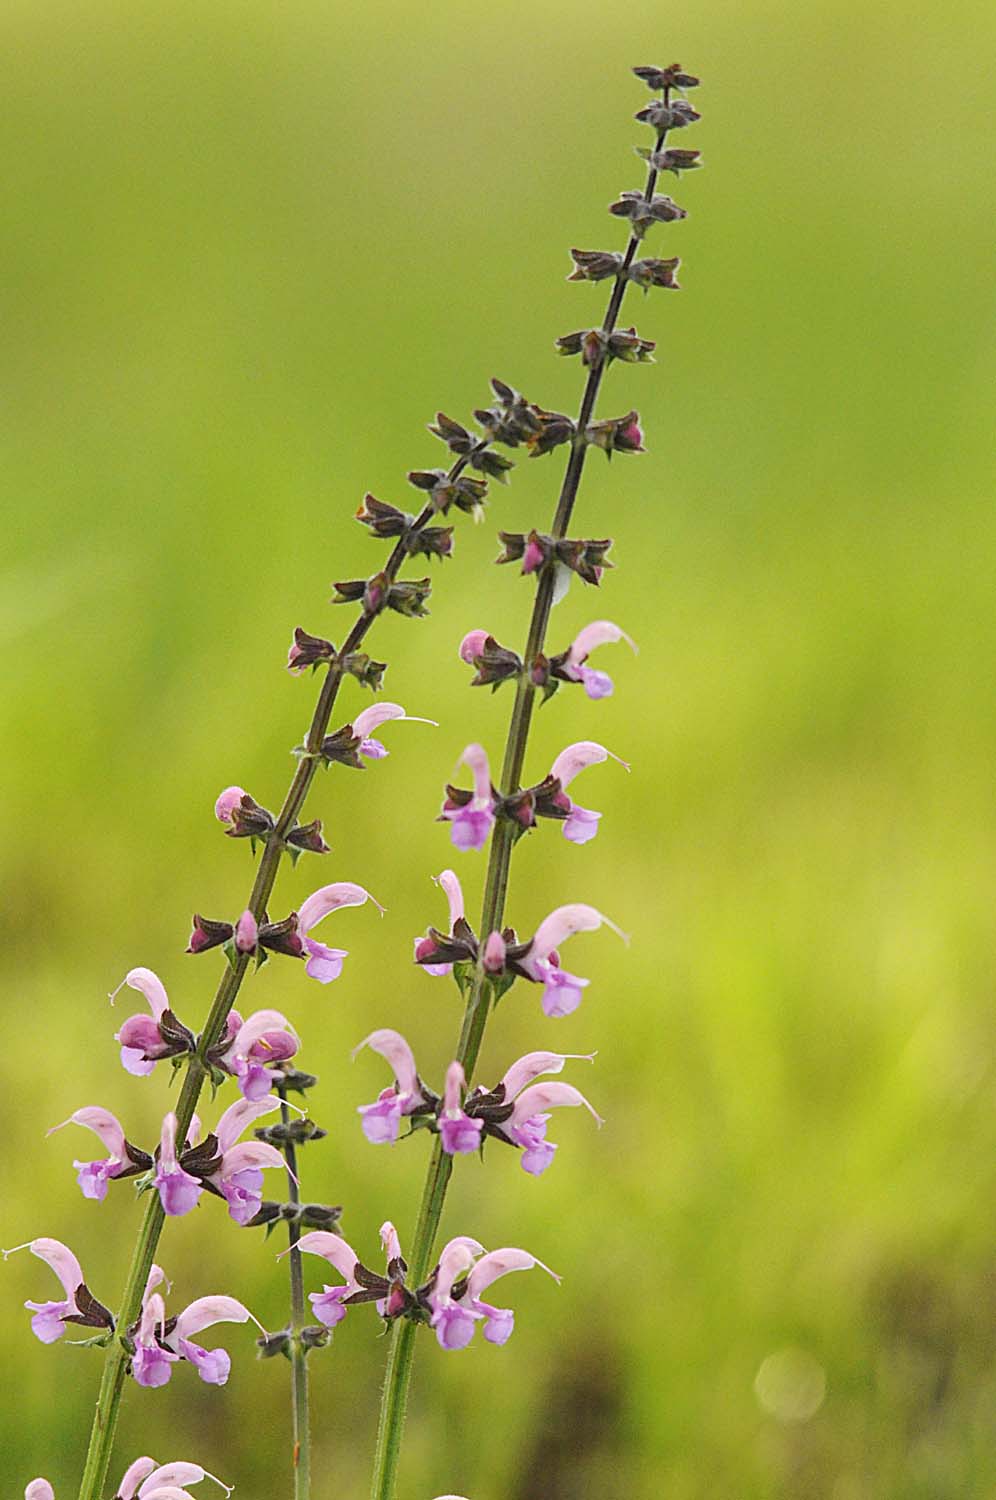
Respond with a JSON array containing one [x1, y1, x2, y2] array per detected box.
[[2, 1, 995, 1496]]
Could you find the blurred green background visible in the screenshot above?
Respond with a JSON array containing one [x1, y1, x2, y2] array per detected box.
[[3, 1, 995, 1496]]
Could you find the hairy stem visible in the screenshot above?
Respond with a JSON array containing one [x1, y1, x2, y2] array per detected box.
[[76, 447, 488, 1500], [369, 107, 672, 1500]]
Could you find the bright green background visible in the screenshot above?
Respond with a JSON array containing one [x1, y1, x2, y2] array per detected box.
[[3, 2, 995, 1496]]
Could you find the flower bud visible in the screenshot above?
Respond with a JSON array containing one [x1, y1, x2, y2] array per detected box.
[[609, 191, 687, 237], [428, 412, 475, 455], [235, 910, 259, 955], [340, 652, 387, 692], [636, 145, 702, 176], [635, 99, 701, 131], [483, 931, 507, 973], [355, 494, 412, 538], [627, 256, 681, 291], [288, 626, 337, 674], [567, 248, 624, 283], [187, 914, 234, 955], [633, 63, 700, 91], [586, 411, 645, 455], [286, 818, 331, 854]]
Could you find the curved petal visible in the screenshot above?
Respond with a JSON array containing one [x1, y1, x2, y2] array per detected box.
[[458, 743, 492, 806], [117, 967, 169, 1021], [506, 1081, 603, 1130], [297, 883, 384, 934], [294, 1231, 360, 1285], [550, 741, 629, 790], [30, 1238, 83, 1303], [466, 1247, 561, 1301], [458, 628, 489, 664], [529, 904, 627, 964], [219, 1141, 286, 1177], [172, 1295, 251, 1343], [352, 1029, 419, 1098], [138, 1464, 213, 1496], [500, 1051, 596, 1101], [48, 1106, 127, 1160], [434, 1237, 484, 1302], [435, 869, 465, 929], [567, 620, 636, 668], [352, 702, 436, 739], [118, 1457, 158, 1500], [443, 1060, 466, 1114], [214, 1096, 280, 1155], [229, 1009, 298, 1060]]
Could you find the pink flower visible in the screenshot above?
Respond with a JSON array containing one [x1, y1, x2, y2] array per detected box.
[[414, 869, 474, 976], [213, 786, 247, 824], [548, 741, 629, 845], [25, 1484, 55, 1500], [510, 904, 628, 1017], [428, 1242, 559, 1350], [47, 1106, 151, 1201], [213, 1008, 299, 1100], [7, 1237, 113, 1346], [295, 882, 384, 983], [560, 620, 637, 700], [153, 1099, 285, 1225], [114, 1457, 231, 1498], [349, 702, 436, 761], [154, 1114, 205, 1218], [294, 1231, 364, 1329], [458, 629, 489, 665], [438, 1061, 484, 1156], [110, 968, 193, 1078], [130, 1266, 260, 1389], [494, 1079, 602, 1175], [353, 1029, 429, 1144], [440, 744, 496, 852]]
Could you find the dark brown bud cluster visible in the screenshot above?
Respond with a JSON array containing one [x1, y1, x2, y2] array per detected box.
[[633, 62, 700, 91], [429, 412, 514, 482], [355, 493, 454, 561], [609, 190, 687, 236], [567, 247, 624, 283], [627, 257, 681, 291], [635, 98, 701, 131], [525, 408, 576, 457], [496, 530, 613, 586], [246, 1200, 343, 1234], [556, 326, 655, 367], [463, 633, 523, 690], [407, 468, 489, 520], [635, 145, 701, 176], [255, 1119, 327, 1147], [474, 379, 545, 448], [585, 411, 645, 455], [224, 793, 275, 841], [332, 572, 432, 618]]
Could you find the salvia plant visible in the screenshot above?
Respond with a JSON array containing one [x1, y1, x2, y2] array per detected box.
[[10, 60, 703, 1500]]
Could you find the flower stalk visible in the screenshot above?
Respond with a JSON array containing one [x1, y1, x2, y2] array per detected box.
[[277, 1082, 311, 1500], [369, 64, 700, 1500], [76, 440, 494, 1498]]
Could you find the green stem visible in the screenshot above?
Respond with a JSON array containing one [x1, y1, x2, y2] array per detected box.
[[75, 447, 489, 1500], [368, 118, 672, 1500], [278, 1085, 311, 1500]]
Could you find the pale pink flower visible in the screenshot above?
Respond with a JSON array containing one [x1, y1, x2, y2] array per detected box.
[[295, 881, 384, 983], [560, 620, 637, 699], [440, 744, 496, 852]]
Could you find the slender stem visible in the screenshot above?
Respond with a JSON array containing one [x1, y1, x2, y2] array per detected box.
[[76, 446, 489, 1500], [278, 1085, 311, 1500], [369, 107, 673, 1500]]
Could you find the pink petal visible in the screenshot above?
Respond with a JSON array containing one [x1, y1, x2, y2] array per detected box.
[[506, 1081, 603, 1130], [295, 1231, 360, 1285], [500, 1050, 595, 1101], [567, 620, 636, 669], [466, 1247, 560, 1301], [458, 629, 489, 664], [549, 741, 629, 790], [214, 786, 247, 824], [29, 1238, 83, 1305], [297, 883, 383, 934], [117, 967, 169, 1021], [352, 1028, 420, 1097], [172, 1295, 252, 1343]]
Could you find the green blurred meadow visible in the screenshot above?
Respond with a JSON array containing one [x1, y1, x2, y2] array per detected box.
[[2, 1, 995, 1495]]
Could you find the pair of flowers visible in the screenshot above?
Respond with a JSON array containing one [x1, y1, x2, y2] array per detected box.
[[49, 1096, 288, 1226], [295, 1221, 558, 1351], [9, 1239, 258, 1387], [416, 869, 626, 1018], [355, 1029, 602, 1176], [26, 1460, 229, 1500]]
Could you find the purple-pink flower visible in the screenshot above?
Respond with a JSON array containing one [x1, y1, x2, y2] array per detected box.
[[110, 968, 193, 1078], [349, 702, 436, 760], [353, 1028, 432, 1144], [294, 1231, 364, 1329], [154, 1099, 285, 1224], [129, 1265, 260, 1389], [472, 1050, 601, 1174], [7, 1236, 113, 1346], [440, 744, 496, 851], [413, 869, 472, 976], [438, 1062, 484, 1155], [559, 620, 636, 699], [211, 1008, 299, 1099], [47, 1106, 152, 1201], [508, 903, 627, 1017], [295, 881, 384, 983], [547, 740, 629, 844], [24, 1458, 234, 1499], [214, 786, 247, 824], [428, 1241, 559, 1351]]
